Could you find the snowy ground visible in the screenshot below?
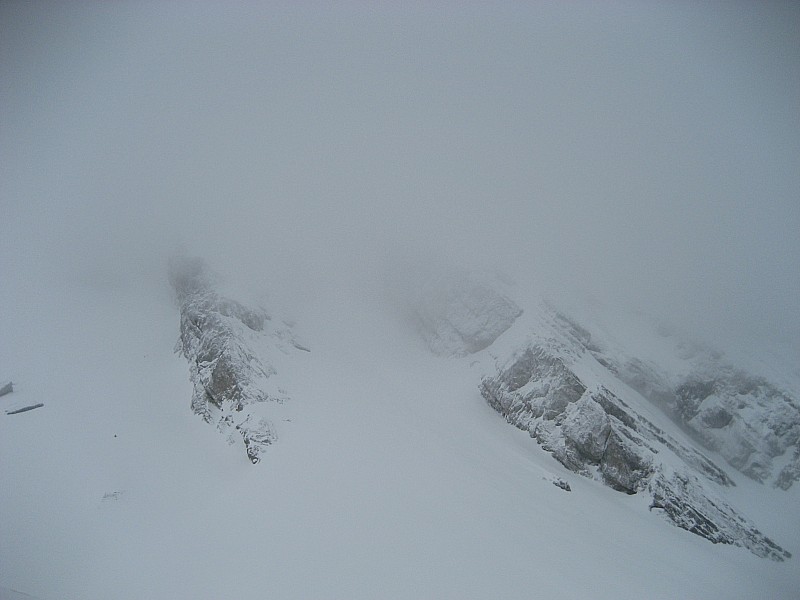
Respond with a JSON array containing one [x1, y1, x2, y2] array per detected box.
[[1, 270, 798, 600]]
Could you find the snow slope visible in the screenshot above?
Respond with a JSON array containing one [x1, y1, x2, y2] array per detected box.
[[1, 266, 799, 600]]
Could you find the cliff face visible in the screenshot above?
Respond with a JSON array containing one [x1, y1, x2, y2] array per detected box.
[[481, 339, 790, 561], [573, 317, 800, 491], [169, 257, 305, 463]]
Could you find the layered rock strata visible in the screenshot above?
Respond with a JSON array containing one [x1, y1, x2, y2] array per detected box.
[[481, 342, 790, 561]]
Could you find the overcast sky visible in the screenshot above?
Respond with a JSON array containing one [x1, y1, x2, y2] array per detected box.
[[2, 1, 798, 358]]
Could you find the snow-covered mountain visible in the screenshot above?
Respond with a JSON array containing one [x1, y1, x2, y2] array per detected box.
[[411, 272, 798, 560], [165, 260, 798, 561], [479, 311, 793, 560], [2, 260, 799, 599]]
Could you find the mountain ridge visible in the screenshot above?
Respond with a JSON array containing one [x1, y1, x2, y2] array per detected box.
[[166, 260, 797, 561]]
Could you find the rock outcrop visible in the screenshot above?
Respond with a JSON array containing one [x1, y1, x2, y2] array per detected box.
[[170, 256, 303, 464], [566, 312, 800, 490], [481, 339, 791, 561], [672, 367, 800, 488]]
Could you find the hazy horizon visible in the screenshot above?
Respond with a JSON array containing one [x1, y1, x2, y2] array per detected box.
[[2, 1, 798, 362]]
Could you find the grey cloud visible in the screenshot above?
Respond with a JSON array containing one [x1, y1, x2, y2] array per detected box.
[[1, 1, 798, 358]]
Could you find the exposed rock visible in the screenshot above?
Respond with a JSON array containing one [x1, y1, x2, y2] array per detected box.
[[481, 342, 789, 560], [5, 403, 44, 415], [775, 447, 800, 490], [673, 368, 800, 486], [599, 429, 653, 494], [649, 472, 791, 561], [561, 396, 611, 463], [0, 381, 12, 397], [552, 478, 571, 492], [573, 316, 800, 490], [484, 346, 585, 422], [170, 256, 300, 464]]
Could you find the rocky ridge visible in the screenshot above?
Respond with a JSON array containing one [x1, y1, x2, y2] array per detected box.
[[167, 259, 796, 559], [417, 278, 799, 561], [169, 256, 305, 463], [480, 336, 790, 560], [554, 312, 800, 490]]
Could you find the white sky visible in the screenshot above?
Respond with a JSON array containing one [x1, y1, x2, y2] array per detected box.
[[2, 1, 798, 358]]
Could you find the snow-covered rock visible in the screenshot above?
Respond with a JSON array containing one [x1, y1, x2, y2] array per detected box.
[[569, 313, 800, 490], [169, 256, 303, 463], [481, 336, 791, 561], [673, 367, 800, 488]]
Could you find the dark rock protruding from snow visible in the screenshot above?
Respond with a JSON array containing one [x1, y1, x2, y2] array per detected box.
[[0, 381, 13, 397], [412, 276, 522, 357], [6, 403, 44, 415], [648, 473, 788, 561], [170, 256, 300, 464], [671, 368, 800, 488], [582, 340, 800, 490], [481, 342, 790, 561]]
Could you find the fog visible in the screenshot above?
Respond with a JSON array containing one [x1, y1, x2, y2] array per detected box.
[[2, 1, 798, 359]]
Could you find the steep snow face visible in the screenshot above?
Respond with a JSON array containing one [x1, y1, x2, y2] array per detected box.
[[411, 274, 522, 357], [169, 257, 306, 463]]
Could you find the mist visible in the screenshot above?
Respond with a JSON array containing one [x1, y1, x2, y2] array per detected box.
[[2, 1, 798, 359]]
